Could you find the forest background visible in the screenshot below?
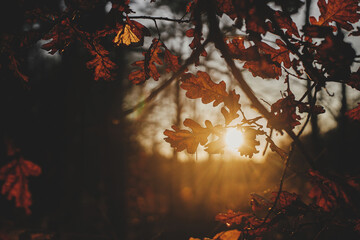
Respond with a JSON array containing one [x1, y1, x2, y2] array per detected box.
[[0, 0, 360, 240]]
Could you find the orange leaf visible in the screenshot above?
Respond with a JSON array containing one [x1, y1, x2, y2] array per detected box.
[[0, 157, 41, 214], [180, 71, 228, 106], [164, 48, 180, 72], [128, 38, 163, 84], [86, 52, 116, 81], [309, 0, 360, 31], [113, 20, 149, 46]]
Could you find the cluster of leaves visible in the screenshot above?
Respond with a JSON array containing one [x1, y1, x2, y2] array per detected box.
[[1, 1, 360, 239], [191, 170, 360, 240]]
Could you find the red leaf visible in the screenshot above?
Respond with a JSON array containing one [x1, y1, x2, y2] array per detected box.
[[271, 191, 300, 209], [346, 103, 360, 121], [309, 0, 360, 31], [0, 157, 41, 214], [215, 210, 252, 227], [308, 169, 350, 211], [244, 56, 282, 79], [270, 11, 300, 38], [268, 89, 301, 130]]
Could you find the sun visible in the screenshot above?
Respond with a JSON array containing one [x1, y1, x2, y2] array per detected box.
[[224, 128, 244, 151]]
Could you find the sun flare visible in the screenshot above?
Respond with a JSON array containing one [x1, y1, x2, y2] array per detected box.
[[225, 128, 244, 151]]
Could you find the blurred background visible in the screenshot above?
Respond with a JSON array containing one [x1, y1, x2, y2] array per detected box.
[[0, 0, 360, 239]]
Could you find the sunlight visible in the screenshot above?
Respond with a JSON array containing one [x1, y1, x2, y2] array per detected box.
[[225, 128, 244, 151]]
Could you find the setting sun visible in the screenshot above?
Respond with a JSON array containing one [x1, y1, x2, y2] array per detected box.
[[225, 128, 244, 151]]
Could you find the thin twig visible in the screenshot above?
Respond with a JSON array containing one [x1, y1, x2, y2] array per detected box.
[[126, 15, 190, 23]]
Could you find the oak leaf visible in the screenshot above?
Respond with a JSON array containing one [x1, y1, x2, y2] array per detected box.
[[113, 20, 150, 46], [86, 50, 116, 81], [164, 48, 181, 73], [309, 0, 360, 31], [268, 89, 301, 130], [163, 119, 211, 154], [0, 157, 41, 214], [221, 90, 241, 125], [180, 71, 228, 107], [129, 39, 163, 84], [237, 127, 261, 157]]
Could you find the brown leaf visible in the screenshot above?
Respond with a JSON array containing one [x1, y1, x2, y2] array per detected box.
[[164, 48, 181, 72], [180, 71, 228, 107], [309, 0, 360, 31], [237, 127, 261, 158], [221, 90, 241, 125], [128, 38, 163, 84], [163, 119, 211, 154]]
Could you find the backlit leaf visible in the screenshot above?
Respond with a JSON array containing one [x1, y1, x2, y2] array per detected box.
[[0, 157, 41, 214], [113, 20, 149, 46], [164, 119, 211, 154], [180, 71, 228, 107], [309, 0, 360, 31]]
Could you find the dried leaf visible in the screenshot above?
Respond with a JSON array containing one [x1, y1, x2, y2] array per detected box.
[[309, 0, 360, 31], [113, 20, 149, 46], [164, 119, 211, 154], [180, 71, 228, 107], [129, 39, 163, 84], [0, 157, 41, 214], [164, 48, 181, 72]]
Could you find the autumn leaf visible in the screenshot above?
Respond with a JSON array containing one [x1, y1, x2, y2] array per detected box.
[[268, 89, 301, 131], [227, 38, 260, 61], [0, 157, 41, 214], [164, 48, 181, 72], [221, 90, 241, 125], [180, 71, 228, 106], [314, 34, 355, 79], [86, 48, 116, 81], [244, 56, 282, 79], [346, 103, 360, 121], [309, 0, 360, 31], [129, 38, 163, 84], [215, 209, 252, 227], [41, 18, 74, 55], [270, 11, 300, 38], [271, 191, 301, 209], [113, 20, 150, 46], [163, 119, 211, 154]]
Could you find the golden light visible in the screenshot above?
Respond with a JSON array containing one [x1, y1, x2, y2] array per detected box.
[[224, 128, 244, 151]]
